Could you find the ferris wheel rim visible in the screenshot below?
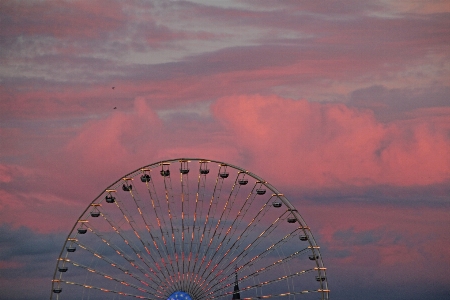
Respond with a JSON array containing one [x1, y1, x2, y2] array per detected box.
[[51, 158, 329, 300]]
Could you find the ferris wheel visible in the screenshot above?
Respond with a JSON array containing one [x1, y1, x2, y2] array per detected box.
[[51, 158, 329, 299]]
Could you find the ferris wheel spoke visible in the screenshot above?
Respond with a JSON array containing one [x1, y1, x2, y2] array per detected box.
[[191, 173, 243, 282], [179, 160, 190, 280], [160, 167, 181, 279], [143, 171, 177, 278], [209, 181, 258, 260], [68, 239, 160, 291], [93, 203, 167, 285], [201, 182, 264, 277], [208, 268, 316, 299], [144, 174, 179, 288], [80, 220, 180, 296], [239, 228, 306, 273], [199, 164, 228, 251], [56, 279, 163, 299], [227, 208, 292, 264], [199, 197, 283, 284], [184, 162, 203, 276], [190, 164, 226, 282], [222, 182, 260, 246], [207, 245, 312, 296], [218, 211, 287, 270], [116, 192, 166, 274], [126, 171, 175, 282], [216, 289, 329, 299], [58, 257, 158, 294], [184, 160, 212, 293], [212, 173, 244, 242], [200, 210, 288, 293], [204, 228, 303, 294]]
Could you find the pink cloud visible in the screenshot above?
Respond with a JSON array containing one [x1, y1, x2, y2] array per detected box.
[[0, 165, 13, 183], [212, 94, 449, 187], [0, 189, 83, 233], [0, 164, 37, 184], [58, 97, 238, 194], [63, 102, 237, 167], [63, 97, 163, 174], [0, 163, 85, 232], [2, 95, 447, 233], [296, 201, 450, 285]]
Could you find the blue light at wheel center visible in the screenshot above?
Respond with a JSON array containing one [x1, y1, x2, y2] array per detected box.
[[167, 291, 193, 300]]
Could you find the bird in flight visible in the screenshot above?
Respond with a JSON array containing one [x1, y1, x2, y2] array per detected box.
[[113, 107, 117, 109], [112, 87, 115, 89]]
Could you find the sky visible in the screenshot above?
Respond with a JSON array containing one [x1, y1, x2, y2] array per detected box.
[[0, 0, 449, 299]]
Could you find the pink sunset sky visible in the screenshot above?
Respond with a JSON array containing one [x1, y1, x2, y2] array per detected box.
[[0, 0, 449, 299]]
